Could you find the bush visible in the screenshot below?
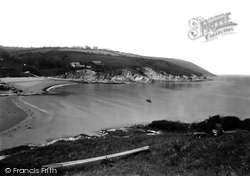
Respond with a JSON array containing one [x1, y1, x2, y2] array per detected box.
[[23, 66, 43, 76], [190, 115, 250, 134], [220, 116, 242, 130], [0, 48, 10, 59], [148, 120, 189, 132], [190, 115, 221, 134], [242, 119, 250, 131]]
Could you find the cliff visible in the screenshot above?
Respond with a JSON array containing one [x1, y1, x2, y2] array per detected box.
[[0, 81, 23, 95], [59, 67, 209, 83]]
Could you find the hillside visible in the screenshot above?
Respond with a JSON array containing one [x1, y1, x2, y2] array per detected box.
[[0, 46, 215, 80], [149, 57, 215, 77]]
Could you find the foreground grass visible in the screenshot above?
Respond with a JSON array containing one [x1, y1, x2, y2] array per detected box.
[[1, 116, 250, 175]]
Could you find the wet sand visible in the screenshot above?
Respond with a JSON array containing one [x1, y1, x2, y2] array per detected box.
[[0, 97, 28, 133], [0, 96, 38, 135], [0, 77, 75, 150], [0, 96, 46, 150]]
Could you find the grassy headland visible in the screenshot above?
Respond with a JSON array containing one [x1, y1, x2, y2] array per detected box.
[[0, 115, 250, 176], [1, 46, 215, 79]]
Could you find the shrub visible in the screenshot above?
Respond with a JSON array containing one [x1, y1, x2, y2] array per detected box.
[[242, 119, 250, 131], [190, 115, 250, 134], [23, 65, 43, 76], [148, 120, 189, 132], [190, 115, 221, 134], [220, 116, 242, 130]]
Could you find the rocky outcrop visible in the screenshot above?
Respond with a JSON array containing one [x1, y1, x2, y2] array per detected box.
[[59, 67, 210, 83], [0, 81, 23, 95]]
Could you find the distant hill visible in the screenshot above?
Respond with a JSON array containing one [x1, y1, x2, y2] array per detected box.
[[0, 46, 215, 78]]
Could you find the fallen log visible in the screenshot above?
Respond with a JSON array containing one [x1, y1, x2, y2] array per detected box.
[[42, 146, 149, 169], [224, 130, 238, 134], [193, 132, 207, 135]]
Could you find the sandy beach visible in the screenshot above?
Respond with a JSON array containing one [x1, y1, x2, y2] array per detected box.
[[0, 97, 27, 133], [0, 77, 76, 150], [1, 77, 76, 94]]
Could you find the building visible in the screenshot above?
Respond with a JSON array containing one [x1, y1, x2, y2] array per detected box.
[[70, 62, 80, 67], [70, 62, 85, 68], [93, 46, 98, 50]]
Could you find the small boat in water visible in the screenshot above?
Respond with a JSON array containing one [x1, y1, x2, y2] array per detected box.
[[146, 98, 152, 103]]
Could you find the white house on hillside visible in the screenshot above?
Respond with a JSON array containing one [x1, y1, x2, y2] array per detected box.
[[70, 62, 85, 68]]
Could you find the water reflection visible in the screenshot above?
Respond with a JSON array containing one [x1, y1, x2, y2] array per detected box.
[[155, 81, 203, 90]]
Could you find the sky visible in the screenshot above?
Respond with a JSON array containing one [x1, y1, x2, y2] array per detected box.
[[0, 0, 249, 75]]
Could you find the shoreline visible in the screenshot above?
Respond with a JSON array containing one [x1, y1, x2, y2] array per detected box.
[[0, 96, 50, 135], [1, 77, 75, 94], [1, 76, 213, 97], [42, 82, 78, 93], [1, 115, 250, 153], [2, 114, 249, 151], [0, 96, 28, 134], [0, 78, 77, 150]]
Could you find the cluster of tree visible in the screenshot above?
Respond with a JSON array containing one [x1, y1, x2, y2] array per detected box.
[[85, 45, 91, 49], [0, 48, 10, 59], [0, 48, 20, 61], [22, 65, 43, 76], [0, 68, 27, 77], [18, 52, 68, 70]]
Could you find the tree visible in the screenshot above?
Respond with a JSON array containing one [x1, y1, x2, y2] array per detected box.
[[0, 48, 10, 59], [85, 45, 91, 49]]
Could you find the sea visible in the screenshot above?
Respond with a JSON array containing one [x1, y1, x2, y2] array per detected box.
[[2, 75, 250, 149]]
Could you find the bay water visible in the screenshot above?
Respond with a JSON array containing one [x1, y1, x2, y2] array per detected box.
[[23, 75, 250, 136]]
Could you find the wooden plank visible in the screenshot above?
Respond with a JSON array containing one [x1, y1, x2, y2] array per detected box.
[[224, 130, 237, 134], [193, 132, 207, 135], [43, 146, 149, 169]]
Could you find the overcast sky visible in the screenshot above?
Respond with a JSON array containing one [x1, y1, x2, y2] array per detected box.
[[1, 0, 249, 75]]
